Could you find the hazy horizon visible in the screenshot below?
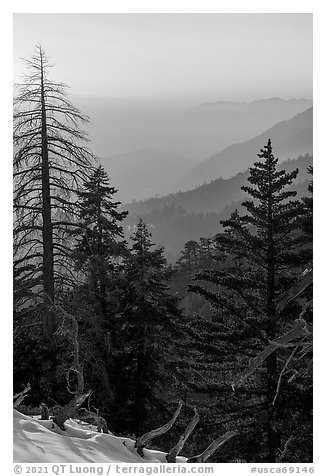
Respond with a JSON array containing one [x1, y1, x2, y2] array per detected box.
[[14, 13, 312, 104], [72, 95, 312, 159], [13, 13, 313, 201]]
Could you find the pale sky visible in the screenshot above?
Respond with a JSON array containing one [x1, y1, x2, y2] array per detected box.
[[13, 13, 312, 103]]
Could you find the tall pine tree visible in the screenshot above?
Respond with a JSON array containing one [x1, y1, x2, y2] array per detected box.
[[186, 140, 309, 462], [111, 219, 183, 437], [73, 165, 128, 315]]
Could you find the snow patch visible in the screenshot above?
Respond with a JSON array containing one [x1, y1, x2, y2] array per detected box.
[[13, 410, 186, 464]]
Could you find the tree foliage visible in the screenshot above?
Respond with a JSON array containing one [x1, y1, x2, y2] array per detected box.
[[110, 220, 183, 437], [181, 140, 311, 462], [13, 46, 313, 464], [73, 165, 128, 313]]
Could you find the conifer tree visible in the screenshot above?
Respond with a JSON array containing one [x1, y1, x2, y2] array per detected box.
[[186, 140, 309, 462], [111, 220, 183, 437], [74, 165, 128, 315], [13, 45, 95, 344], [176, 240, 201, 277], [62, 166, 129, 413]]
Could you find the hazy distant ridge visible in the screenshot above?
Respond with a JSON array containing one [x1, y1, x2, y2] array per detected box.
[[78, 95, 312, 160], [126, 154, 313, 218], [178, 106, 312, 191], [96, 99, 312, 202], [124, 153, 312, 262]]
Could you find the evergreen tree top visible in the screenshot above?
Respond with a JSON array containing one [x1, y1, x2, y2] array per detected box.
[[74, 165, 128, 264], [77, 165, 128, 233], [242, 139, 299, 200], [214, 138, 304, 275], [128, 219, 168, 276]]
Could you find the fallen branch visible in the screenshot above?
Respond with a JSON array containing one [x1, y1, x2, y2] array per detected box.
[[187, 430, 238, 463], [135, 400, 183, 456], [166, 407, 200, 463], [13, 383, 31, 408], [52, 390, 92, 430]]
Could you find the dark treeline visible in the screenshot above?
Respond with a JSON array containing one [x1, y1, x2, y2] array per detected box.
[[13, 47, 312, 463]]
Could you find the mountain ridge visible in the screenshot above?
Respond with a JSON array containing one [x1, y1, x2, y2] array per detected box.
[[124, 153, 313, 262], [196, 97, 312, 109], [177, 107, 312, 191]]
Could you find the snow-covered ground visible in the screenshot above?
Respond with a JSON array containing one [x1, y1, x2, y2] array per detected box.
[[13, 410, 187, 463]]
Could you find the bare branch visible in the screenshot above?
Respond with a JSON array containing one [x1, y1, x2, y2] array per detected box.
[[135, 400, 183, 457], [273, 347, 298, 406], [78, 407, 109, 434], [52, 390, 92, 431], [233, 319, 307, 389], [166, 407, 200, 463], [276, 435, 294, 463], [13, 383, 31, 408], [276, 268, 312, 314], [187, 430, 238, 463]]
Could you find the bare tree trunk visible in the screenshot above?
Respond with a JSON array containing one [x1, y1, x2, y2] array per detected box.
[[39, 50, 55, 343]]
